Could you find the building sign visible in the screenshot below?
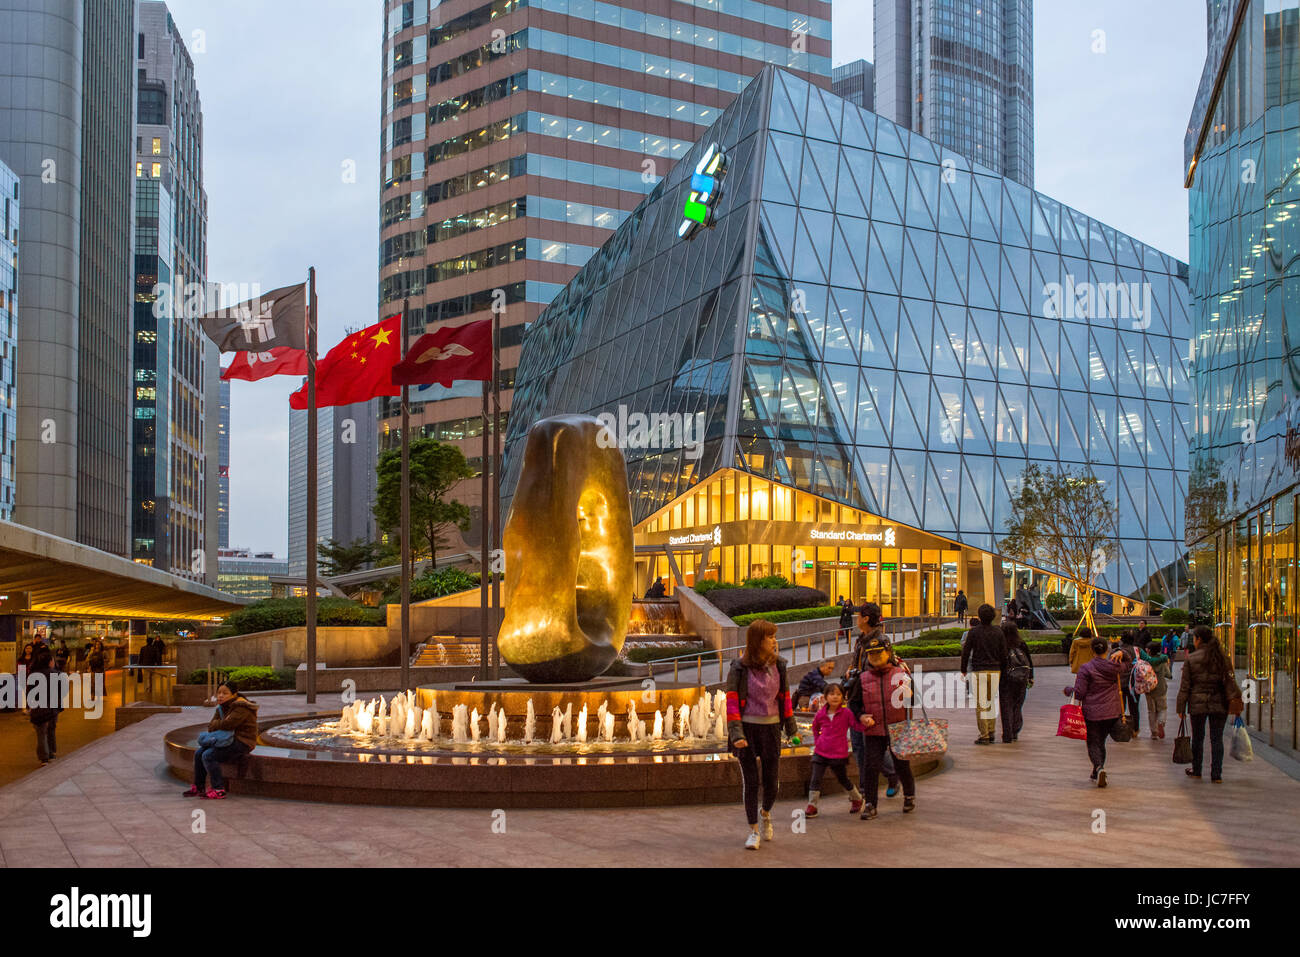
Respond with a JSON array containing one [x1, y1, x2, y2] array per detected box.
[[678, 143, 726, 239], [809, 527, 898, 545], [667, 526, 722, 547]]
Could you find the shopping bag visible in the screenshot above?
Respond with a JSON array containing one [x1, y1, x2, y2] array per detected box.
[[1171, 716, 1193, 764], [1057, 698, 1087, 740], [1230, 716, 1254, 762]]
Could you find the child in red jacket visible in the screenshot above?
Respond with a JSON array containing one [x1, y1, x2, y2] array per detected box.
[[805, 682, 864, 817]]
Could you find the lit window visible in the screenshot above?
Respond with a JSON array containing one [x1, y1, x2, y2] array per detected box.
[[136, 162, 144, 178], [152, 138, 161, 155], [151, 163, 161, 178]]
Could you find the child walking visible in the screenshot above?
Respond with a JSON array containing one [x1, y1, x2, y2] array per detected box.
[[805, 682, 864, 817]]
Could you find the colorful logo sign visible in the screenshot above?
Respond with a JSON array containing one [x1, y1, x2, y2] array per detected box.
[[678, 143, 726, 239]]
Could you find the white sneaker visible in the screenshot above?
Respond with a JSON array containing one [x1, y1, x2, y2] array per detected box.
[[760, 810, 774, 841], [744, 830, 760, 850]]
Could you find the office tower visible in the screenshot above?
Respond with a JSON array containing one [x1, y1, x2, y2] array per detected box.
[[1185, 0, 1300, 753], [377, 0, 834, 532], [0, 159, 16, 521], [130, 1, 212, 581], [0, 0, 137, 552], [505, 68, 1191, 612], [218, 378, 230, 549], [874, 0, 1033, 188], [217, 547, 288, 600], [831, 59, 873, 111], [287, 401, 380, 578]]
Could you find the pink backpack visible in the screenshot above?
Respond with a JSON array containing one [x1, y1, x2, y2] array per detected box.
[[1131, 659, 1158, 694]]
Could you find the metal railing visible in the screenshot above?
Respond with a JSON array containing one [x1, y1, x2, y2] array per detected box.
[[119, 665, 178, 707]]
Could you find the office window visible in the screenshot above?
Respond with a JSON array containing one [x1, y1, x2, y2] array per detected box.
[[136, 162, 144, 178], [151, 163, 162, 178], [152, 138, 162, 155]]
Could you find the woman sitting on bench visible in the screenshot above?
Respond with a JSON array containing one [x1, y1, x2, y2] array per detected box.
[[183, 680, 259, 800]]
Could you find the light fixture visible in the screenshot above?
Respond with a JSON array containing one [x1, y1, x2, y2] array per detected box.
[[679, 143, 727, 239]]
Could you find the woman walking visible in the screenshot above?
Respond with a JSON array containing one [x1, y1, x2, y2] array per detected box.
[[1176, 626, 1243, 783], [846, 603, 903, 796], [1000, 623, 1034, 742], [726, 619, 798, 850], [849, 635, 916, 819], [1064, 638, 1131, 788]]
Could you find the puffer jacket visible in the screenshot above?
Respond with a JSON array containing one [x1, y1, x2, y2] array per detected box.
[[1069, 636, 1095, 673], [208, 694, 260, 750], [1071, 656, 1132, 722], [1176, 647, 1242, 716], [849, 663, 912, 737], [725, 657, 796, 744]]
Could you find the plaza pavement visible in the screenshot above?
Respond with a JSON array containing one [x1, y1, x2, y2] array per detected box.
[[0, 663, 1296, 868]]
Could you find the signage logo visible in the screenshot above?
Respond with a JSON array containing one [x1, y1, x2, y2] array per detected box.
[[809, 527, 898, 544], [668, 526, 722, 547], [678, 143, 726, 239]]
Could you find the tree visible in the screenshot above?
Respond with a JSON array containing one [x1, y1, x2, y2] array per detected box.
[[999, 463, 1118, 637], [374, 438, 475, 566], [318, 538, 381, 577]]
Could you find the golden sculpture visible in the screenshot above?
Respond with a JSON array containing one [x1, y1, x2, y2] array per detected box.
[[498, 415, 635, 682]]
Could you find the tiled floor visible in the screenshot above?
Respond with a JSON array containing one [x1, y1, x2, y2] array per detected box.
[[0, 665, 1296, 867]]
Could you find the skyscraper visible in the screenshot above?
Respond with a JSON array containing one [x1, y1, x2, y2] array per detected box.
[[130, 1, 214, 582], [218, 377, 230, 549], [377, 0, 833, 535], [1185, 0, 1300, 754], [0, 159, 16, 522], [0, 0, 137, 552], [874, 0, 1033, 189], [287, 402, 379, 578], [831, 59, 874, 111]]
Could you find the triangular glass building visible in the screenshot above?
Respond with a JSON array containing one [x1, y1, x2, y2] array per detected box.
[[504, 68, 1191, 611]]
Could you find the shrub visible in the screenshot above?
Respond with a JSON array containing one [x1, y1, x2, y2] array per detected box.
[[896, 639, 1060, 659], [914, 628, 969, 643], [212, 597, 384, 638], [1161, 607, 1189, 625], [622, 643, 706, 663], [382, 566, 481, 605], [732, 605, 841, 626], [182, 666, 295, 690], [1044, 592, 1069, 611], [705, 586, 828, 618], [1146, 593, 1167, 607], [740, 574, 793, 589], [692, 579, 737, 596]]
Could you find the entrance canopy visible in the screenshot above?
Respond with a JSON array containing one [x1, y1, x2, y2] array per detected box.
[[0, 521, 247, 621]]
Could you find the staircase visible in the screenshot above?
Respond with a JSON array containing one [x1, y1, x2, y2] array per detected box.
[[411, 637, 482, 667]]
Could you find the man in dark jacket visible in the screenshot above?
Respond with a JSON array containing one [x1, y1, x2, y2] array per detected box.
[[953, 590, 968, 621], [960, 603, 1009, 744]]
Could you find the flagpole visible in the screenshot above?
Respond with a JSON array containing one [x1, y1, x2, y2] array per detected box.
[[399, 298, 411, 693], [490, 308, 502, 680], [479, 378, 490, 682], [306, 267, 318, 705]]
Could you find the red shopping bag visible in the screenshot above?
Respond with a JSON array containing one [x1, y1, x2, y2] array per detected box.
[[1057, 697, 1087, 740]]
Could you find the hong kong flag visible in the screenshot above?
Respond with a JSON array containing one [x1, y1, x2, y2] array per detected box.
[[221, 347, 307, 382], [289, 315, 402, 409], [391, 318, 492, 388]]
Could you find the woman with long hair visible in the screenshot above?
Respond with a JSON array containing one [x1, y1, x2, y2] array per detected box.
[[1176, 625, 1242, 783], [726, 619, 798, 850]]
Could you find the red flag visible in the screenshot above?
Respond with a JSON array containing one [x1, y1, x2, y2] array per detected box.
[[392, 318, 492, 388], [289, 315, 402, 410], [221, 347, 308, 382]]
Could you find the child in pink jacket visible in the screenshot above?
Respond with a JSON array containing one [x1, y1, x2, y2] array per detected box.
[[806, 682, 864, 816]]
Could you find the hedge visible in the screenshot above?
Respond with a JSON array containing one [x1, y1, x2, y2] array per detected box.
[[182, 666, 296, 690], [897, 639, 1060, 659], [212, 597, 385, 638], [693, 579, 736, 596], [733, 605, 841, 627], [382, 566, 481, 605], [1161, 607, 1190, 624], [704, 585, 829, 618], [622, 643, 705, 663]]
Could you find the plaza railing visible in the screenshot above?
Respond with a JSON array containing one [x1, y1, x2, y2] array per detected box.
[[118, 664, 178, 707]]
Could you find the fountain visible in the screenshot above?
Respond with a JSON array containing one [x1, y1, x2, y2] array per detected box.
[[524, 700, 536, 744]]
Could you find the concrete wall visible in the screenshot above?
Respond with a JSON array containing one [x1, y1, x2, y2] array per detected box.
[[387, 600, 503, 640], [292, 664, 497, 694], [674, 587, 739, 651], [176, 626, 392, 675]]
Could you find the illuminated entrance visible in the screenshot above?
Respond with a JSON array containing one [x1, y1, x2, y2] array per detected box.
[[634, 469, 1114, 618]]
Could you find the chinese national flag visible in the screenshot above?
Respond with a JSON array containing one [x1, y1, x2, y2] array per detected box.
[[288, 315, 402, 410], [221, 347, 308, 382], [391, 318, 492, 388]]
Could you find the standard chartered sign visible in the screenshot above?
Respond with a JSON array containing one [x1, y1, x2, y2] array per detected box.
[[668, 526, 723, 547], [810, 527, 897, 545]]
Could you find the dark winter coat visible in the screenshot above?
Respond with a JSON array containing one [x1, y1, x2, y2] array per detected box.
[[849, 663, 912, 737], [960, 623, 1009, 673], [1176, 647, 1242, 716], [208, 695, 260, 750]]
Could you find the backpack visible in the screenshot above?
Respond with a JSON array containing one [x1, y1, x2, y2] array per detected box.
[[1131, 659, 1158, 694], [1006, 645, 1032, 682]]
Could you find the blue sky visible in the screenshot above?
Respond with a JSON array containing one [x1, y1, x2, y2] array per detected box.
[[164, 0, 1205, 555]]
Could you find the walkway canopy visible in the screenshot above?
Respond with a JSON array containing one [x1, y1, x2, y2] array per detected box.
[[0, 521, 248, 621]]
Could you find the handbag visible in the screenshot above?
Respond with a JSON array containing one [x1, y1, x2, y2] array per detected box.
[[1108, 676, 1134, 742], [884, 668, 948, 761], [1056, 695, 1087, 740], [197, 729, 235, 749], [1171, 716, 1193, 764]]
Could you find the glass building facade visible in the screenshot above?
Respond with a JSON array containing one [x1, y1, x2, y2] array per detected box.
[[0, 159, 16, 521], [831, 59, 873, 112], [874, 0, 1034, 190], [504, 67, 1191, 613], [1185, 0, 1300, 754]]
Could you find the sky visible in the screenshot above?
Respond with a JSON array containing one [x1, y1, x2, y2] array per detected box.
[[166, 0, 1206, 556]]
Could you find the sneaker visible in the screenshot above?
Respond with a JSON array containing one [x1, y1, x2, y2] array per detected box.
[[849, 798, 863, 814], [1090, 768, 1098, 781], [903, 796, 916, 813], [760, 810, 773, 841], [1185, 768, 1201, 778], [886, 781, 899, 798], [202, 788, 226, 800], [1096, 769, 1108, 789], [182, 785, 202, 797], [804, 803, 819, 818], [744, 830, 760, 850], [859, 804, 878, 821], [1149, 732, 1159, 740]]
